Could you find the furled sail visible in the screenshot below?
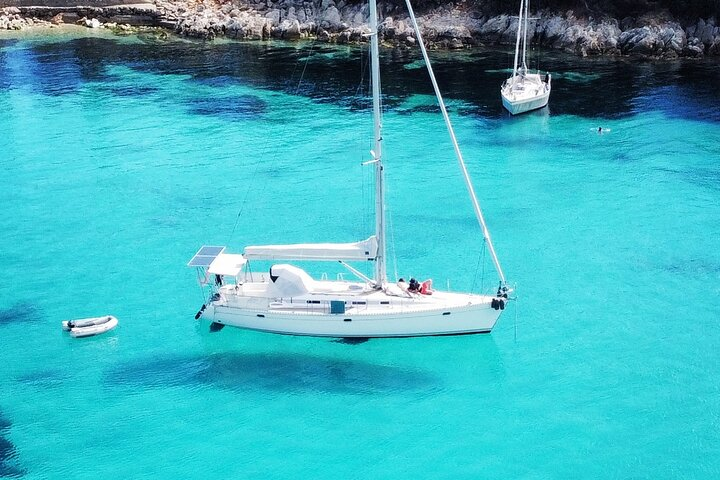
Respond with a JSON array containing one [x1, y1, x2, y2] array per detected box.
[[244, 236, 378, 261]]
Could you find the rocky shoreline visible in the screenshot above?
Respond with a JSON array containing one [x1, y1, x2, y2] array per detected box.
[[2, 0, 720, 58]]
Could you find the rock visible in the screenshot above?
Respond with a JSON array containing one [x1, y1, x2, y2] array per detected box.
[[661, 26, 686, 52], [700, 24, 715, 44], [542, 15, 569, 43], [265, 9, 280, 25], [708, 36, 720, 55], [437, 25, 472, 42], [337, 29, 350, 43], [321, 5, 340, 30], [157, 19, 177, 29], [352, 11, 364, 27], [0, 0, 711, 59], [280, 18, 301, 39], [683, 39, 704, 57], [480, 14, 510, 43]]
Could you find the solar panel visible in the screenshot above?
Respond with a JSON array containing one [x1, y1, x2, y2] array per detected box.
[[197, 246, 225, 256], [188, 246, 226, 267]]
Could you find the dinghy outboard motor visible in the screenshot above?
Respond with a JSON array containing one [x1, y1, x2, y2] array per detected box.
[[194, 304, 206, 319]]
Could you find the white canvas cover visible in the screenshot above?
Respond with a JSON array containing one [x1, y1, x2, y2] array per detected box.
[[267, 264, 315, 297], [244, 236, 377, 261], [208, 253, 247, 276]]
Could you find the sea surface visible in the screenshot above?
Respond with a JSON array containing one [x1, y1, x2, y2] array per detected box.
[[1, 27, 719, 479]]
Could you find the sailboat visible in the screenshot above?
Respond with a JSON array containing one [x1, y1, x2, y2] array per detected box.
[[187, 0, 512, 337], [500, 0, 551, 115]]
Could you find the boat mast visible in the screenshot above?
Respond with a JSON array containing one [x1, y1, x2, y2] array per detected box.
[[511, 0, 524, 85], [404, 0, 506, 284], [521, 0, 529, 74], [369, 0, 387, 287]]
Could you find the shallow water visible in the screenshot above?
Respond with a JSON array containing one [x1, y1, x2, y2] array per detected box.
[[1, 29, 719, 479]]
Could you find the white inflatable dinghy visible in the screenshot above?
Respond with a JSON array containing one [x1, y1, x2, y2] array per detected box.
[[62, 315, 118, 338]]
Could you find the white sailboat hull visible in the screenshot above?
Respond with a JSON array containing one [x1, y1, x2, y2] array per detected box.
[[187, 0, 513, 339], [501, 73, 551, 115], [199, 284, 505, 337]]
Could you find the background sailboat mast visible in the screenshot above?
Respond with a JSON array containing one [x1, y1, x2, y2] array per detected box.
[[369, 0, 387, 286], [511, 0, 524, 85], [521, 0, 529, 72]]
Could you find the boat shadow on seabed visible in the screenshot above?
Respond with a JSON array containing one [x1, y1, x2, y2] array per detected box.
[[104, 351, 440, 395]]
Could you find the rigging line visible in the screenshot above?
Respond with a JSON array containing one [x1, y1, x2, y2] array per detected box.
[[404, 0, 506, 284], [355, 45, 378, 279], [294, 38, 318, 92], [357, 46, 371, 242], [229, 39, 318, 241], [387, 209, 399, 282], [514, 293, 519, 342], [481, 240, 486, 292], [196, 269, 208, 303], [470, 240, 486, 294]]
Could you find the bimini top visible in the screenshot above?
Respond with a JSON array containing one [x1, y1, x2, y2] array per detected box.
[[208, 253, 247, 276], [243, 236, 378, 262], [188, 246, 247, 276]]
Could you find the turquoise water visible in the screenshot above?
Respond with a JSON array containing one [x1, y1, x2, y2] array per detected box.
[[1, 29, 720, 478]]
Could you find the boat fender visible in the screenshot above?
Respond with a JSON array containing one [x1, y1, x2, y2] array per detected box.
[[491, 299, 499, 310]]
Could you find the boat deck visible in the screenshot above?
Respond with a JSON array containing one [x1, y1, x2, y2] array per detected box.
[[216, 281, 491, 316]]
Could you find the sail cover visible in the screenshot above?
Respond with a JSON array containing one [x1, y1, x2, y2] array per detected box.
[[244, 236, 378, 261]]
